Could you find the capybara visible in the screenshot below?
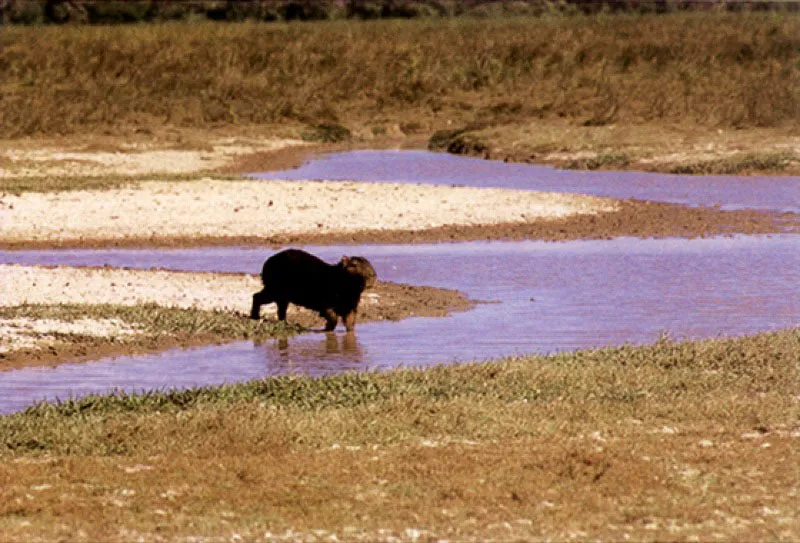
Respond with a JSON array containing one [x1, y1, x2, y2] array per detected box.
[[250, 249, 377, 331]]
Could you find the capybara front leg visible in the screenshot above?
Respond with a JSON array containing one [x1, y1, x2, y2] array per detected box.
[[276, 300, 289, 322], [251, 290, 268, 320], [322, 309, 338, 331], [343, 310, 357, 332]]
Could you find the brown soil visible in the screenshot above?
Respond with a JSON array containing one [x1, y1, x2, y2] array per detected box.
[[0, 281, 474, 371], [263, 200, 799, 245], [2, 200, 795, 251]]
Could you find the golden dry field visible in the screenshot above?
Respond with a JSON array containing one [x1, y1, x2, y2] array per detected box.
[[1, 11, 799, 543], [2, 329, 798, 541]]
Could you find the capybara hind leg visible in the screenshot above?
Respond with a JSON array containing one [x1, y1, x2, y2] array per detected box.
[[343, 311, 357, 332], [251, 290, 270, 320], [276, 301, 289, 322], [322, 309, 338, 331]]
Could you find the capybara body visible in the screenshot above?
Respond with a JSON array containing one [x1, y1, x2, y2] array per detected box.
[[250, 249, 377, 331]]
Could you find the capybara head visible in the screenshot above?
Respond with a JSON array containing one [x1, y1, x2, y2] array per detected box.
[[340, 256, 377, 289]]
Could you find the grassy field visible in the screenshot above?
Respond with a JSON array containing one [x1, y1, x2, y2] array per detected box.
[[1, 13, 797, 138], [1, 328, 798, 541], [1, 12, 798, 541]]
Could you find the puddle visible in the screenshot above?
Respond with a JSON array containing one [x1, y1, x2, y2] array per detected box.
[[2, 235, 798, 414], [253, 150, 800, 213]]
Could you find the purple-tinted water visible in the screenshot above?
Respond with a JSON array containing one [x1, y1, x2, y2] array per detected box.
[[2, 235, 798, 414], [253, 150, 800, 213], [2, 151, 799, 413]]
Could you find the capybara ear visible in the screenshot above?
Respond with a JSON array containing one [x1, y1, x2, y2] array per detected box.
[[341, 256, 350, 265]]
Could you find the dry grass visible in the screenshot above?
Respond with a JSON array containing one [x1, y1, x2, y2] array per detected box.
[[1, 328, 798, 541], [1, 13, 797, 138]]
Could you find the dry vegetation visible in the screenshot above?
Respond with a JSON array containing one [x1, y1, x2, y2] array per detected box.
[[1, 13, 797, 138], [1, 329, 798, 541], [1, 11, 798, 541]]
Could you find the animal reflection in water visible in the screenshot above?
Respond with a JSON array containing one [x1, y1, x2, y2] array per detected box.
[[256, 332, 365, 374]]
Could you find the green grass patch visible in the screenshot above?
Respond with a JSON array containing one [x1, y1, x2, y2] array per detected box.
[[0, 303, 303, 371], [2, 326, 797, 541], [428, 127, 490, 156], [1, 303, 299, 339]]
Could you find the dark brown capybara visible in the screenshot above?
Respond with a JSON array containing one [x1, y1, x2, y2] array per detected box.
[[250, 248, 377, 331]]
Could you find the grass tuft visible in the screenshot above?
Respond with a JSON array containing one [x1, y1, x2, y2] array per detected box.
[[564, 151, 631, 170], [300, 122, 352, 143], [666, 152, 797, 175]]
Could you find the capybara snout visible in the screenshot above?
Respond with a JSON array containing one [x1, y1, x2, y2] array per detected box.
[[250, 249, 377, 332], [343, 255, 377, 289]]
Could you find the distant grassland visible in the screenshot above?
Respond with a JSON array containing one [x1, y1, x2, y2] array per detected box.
[[1, 12, 797, 137]]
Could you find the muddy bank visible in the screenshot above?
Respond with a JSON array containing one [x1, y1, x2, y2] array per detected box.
[[0, 265, 474, 369], [234, 200, 799, 245], [428, 121, 800, 177]]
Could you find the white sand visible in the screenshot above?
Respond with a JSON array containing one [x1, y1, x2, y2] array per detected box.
[[1, 136, 618, 244], [0, 317, 140, 353], [0, 265, 261, 314], [0, 138, 304, 178], [0, 179, 616, 243], [0, 265, 261, 353]]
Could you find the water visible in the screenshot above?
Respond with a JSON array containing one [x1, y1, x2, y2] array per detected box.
[[2, 235, 798, 414], [253, 150, 800, 213], [2, 150, 799, 413]]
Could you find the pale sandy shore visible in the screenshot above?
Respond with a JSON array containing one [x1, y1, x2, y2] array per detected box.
[[0, 137, 305, 178], [1, 135, 617, 246], [0, 264, 264, 354], [0, 265, 470, 359], [0, 179, 617, 245], [0, 265, 262, 314]]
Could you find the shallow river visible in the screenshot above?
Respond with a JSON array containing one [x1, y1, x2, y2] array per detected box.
[[254, 150, 800, 212], [1, 152, 798, 413]]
